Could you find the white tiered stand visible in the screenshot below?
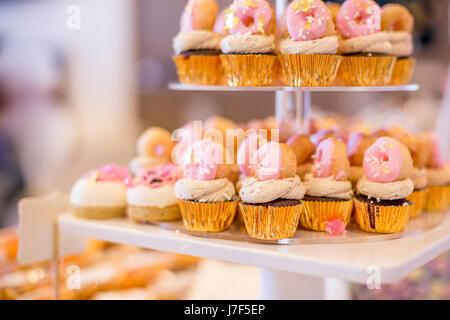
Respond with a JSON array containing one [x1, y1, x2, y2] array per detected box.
[[16, 0, 449, 300]]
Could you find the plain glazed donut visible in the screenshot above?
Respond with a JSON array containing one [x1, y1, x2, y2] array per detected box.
[[381, 4, 414, 33], [363, 137, 413, 183], [137, 127, 175, 163], [286, 0, 334, 41], [337, 0, 381, 38], [312, 138, 350, 181], [183, 139, 232, 181], [180, 0, 220, 32], [286, 133, 316, 165], [251, 142, 297, 181], [224, 0, 274, 35], [396, 133, 427, 168]]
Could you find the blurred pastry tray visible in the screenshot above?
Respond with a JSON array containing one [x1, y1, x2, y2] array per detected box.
[[168, 83, 419, 92]]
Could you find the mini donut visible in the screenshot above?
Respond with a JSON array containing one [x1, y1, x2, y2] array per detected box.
[[183, 139, 232, 181], [309, 129, 336, 146], [363, 137, 413, 183], [419, 133, 444, 169], [381, 4, 414, 33], [237, 132, 267, 176], [137, 127, 174, 163], [286, 0, 334, 41], [204, 116, 236, 137], [297, 162, 313, 180], [224, 0, 274, 35], [251, 142, 297, 181], [312, 138, 350, 181], [348, 165, 365, 186], [337, 0, 381, 39], [349, 121, 372, 135], [347, 132, 377, 166], [286, 133, 316, 165], [180, 0, 219, 32], [396, 133, 427, 168], [326, 2, 341, 26]]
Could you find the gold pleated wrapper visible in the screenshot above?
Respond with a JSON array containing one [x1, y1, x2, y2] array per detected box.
[[220, 54, 276, 87], [407, 189, 428, 218], [178, 200, 237, 232], [338, 56, 396, 86], [300, 199, 353, 231], [128, 204, 181, 222], [278, 54, 342, 87], [239, 202, 303, 240], [424, 185, 449, 212], [172, 55, 222, 85], [354, 198, 412, 234], [73, 206, 126, 219], [390, 58, 416, 85]]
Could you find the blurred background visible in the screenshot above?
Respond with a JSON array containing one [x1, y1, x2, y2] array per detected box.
[[0, 0, 448, 300]]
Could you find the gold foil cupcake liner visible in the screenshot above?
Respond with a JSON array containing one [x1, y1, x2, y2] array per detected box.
[[220, 54, 276, 87], [300, 199, 353, 231], [424, 185, 449, 212], [172, 55, 222, 85], [73, 206, 126, 219], [390, 58, 416, 85], [278, 54, 342, 87], [178, 200, 237, 232], [407, 189, 428, 218], [354, 198, 412, 234], [239, 202, 303, 240], [338, 56, 396, 86], [128, 204, 181, 222]]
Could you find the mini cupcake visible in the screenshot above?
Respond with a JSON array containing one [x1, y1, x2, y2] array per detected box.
[[239, 142, 305, 240], [397, 134, 428, 217], [173, 0, 223, 85], [355, 137, 414, 233], [301, 138, 354, 231], [279, 0, 342, 87], [175, 139, 238, 232], [70, 164, 130, 219], [220, 0, 276, 86], [381, 4, 415, 85], [337, 0, 396, 86], [420, 133, 450, 212], [127, 164, 183, 222], [286, 133, 316, 180]]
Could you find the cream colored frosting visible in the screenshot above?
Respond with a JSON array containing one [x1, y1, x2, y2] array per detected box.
[[129, 156, 169, 176], [174, 178, 236, 202], [127, 184, 178, 208], [385, 31, 413, 57], [280, 36, 339, 55], [173, 31, 222, 55], [239, 176, 305, 204], [410, 168, 428, 190], [70, 179, 127, 207], [221, 34, 275, 54], [357, 175, 414, 201], [339, 32, 392, 55], [426, 167, 450, 187], [303, 174, 353, 200]]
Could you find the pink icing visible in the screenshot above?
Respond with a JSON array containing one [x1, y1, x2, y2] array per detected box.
[[129, 164, 182, 189], [251, 142, 282, 181], [312, 138, 335, 179], [363, 137, 403, 183], [430, 134, 444, 169], [286, 0, 330, 41], [310, 129, 334, 147], [213, 9, 227, 34], [180, 0, 217, 32], [225, 0, 273, 35], [83, 164, 130, 183], [325, 220, 347, 235], [183, 139, 224, 181], [347, 132, 364, 157], [337, 0, 381, 39], [237, 133, 264, 176]]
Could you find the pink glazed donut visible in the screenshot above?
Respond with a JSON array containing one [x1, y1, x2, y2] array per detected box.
[[225, 0, 273, 35], [237, 132, 267, 176], [337, 0, 381, 38], [286, 0, 330, 41], [363, 137, 413, 183]]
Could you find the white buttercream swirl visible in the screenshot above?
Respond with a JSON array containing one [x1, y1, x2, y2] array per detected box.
[[280, 36, 339, 55], [385, 31, 413, 57], [70, 179, 127, 207], [357, 175, 414, 201], [174, 178, 236, 203], [220, 34, 275, 54], [173, 31, 222, 55], [303, 175, 353, 200], [239, 176, 305, 204], [339, 32, 392, 55]]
